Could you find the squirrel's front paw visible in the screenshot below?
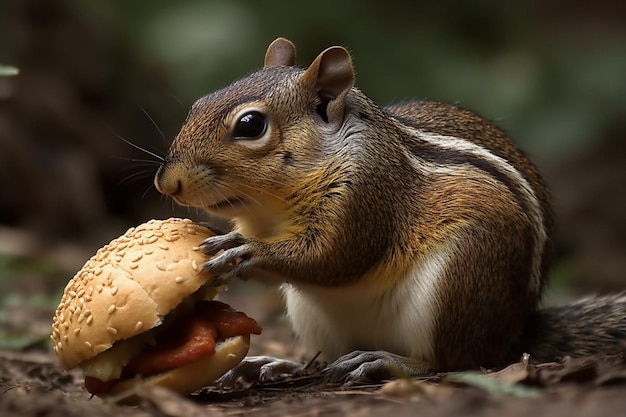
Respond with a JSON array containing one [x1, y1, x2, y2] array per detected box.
[[201, 231, 252, 285], [201, 231, 248, 255]]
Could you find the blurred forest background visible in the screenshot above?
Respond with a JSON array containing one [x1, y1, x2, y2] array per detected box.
[[0, 0, 625, 348]]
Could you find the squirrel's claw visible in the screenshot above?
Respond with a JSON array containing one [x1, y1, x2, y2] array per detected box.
[[216, 356, 306, 387], [200, 231, 247, 256], [201, 231, 251, 285], [203, 245, 251, 285], [322, 350, 428, 385], [198, 222, 227, 236]]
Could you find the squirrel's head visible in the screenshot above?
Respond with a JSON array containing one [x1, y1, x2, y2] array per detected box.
[[155, 38, 354, 228]]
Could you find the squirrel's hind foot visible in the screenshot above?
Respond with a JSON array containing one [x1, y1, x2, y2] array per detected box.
[[216, 355, 307, 387], [323, 350, 432, 385]]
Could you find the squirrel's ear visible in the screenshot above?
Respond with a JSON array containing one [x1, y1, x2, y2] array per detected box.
[[302, 46, 354, 125], [264, 38, 296, 68]]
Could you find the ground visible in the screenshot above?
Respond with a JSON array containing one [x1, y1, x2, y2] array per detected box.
[[3, 288, 626, 417], [3, 348, 626, 417]]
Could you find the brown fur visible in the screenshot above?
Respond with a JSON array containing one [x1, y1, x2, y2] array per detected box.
[[155, 38, 626, 373]]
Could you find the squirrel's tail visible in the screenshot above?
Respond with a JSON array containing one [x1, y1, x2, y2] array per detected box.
[[518, 293, 626, 363]]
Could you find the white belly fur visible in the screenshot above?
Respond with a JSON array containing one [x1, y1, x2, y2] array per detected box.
[[282, 249, 449, 361]]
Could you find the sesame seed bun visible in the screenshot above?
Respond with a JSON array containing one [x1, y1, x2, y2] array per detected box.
[[51, 218, 216, 370], [50, 218, 258, 401]]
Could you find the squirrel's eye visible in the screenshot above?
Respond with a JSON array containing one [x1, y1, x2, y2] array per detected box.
[[232, 111, 268, 140]]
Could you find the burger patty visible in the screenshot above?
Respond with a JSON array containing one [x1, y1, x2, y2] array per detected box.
[[84, 300, 262, 395]]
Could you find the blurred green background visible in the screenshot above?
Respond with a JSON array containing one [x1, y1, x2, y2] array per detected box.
[[1, 0, 625, 348]]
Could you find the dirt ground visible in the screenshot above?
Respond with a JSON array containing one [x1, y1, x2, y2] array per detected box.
[[3, 348, 626, 417], [3, 288, 626, 417]]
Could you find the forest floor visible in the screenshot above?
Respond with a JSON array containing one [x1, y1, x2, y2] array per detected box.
[[3, 287, 626, 417], [3, 342, 626, 417]]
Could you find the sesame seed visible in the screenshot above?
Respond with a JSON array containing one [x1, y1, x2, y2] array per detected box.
[[174, 276, 185, 283], [74, 328, 81, 336], [85, 341, 92, 349], [129, 263, 139, 270], [111, 286, 118, 296], [131, 253, 143, 262], [146, 236, 158, 244], [78, 314, 85, 323], [192, 246, 201, 251], [96, 284, 103, 293], [165, 235, 180, 242], [108, 304, 116, 314], [107, 327, 118, 335], [135, 321, 144, 331], [144, 249, 154, 255], [158, 244, 169, 251], [57, 342, 63, 350], [86, 316, 94, 325], [192, 260, 198, 271]]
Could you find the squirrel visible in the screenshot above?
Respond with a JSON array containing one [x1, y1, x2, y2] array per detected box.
[[154, 38, 626, 382]]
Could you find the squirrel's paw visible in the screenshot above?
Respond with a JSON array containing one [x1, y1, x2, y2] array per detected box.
[[323, 350, 428, 385], [201, 232, 251, 285], [216, 356, 306, 387], [201, 231, 248, 255]]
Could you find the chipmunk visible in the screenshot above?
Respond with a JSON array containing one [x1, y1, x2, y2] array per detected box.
[[154, 38, 626, 383]]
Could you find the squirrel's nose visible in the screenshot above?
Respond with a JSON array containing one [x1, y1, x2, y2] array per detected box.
[[154, 165, 182, 197]]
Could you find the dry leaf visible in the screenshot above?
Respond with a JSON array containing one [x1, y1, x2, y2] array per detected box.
[[135, 385, 207, 417], [488, 359, 532, 384], [537, 356, 598, 386], [380, 378, 454, 401], [444, 372, 541, 398]]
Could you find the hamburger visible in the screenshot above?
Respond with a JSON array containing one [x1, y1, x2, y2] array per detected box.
[[50, 218, 261, 401]]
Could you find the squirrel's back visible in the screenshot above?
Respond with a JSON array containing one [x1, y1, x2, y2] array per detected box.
[[385, 101, 626, 366]]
